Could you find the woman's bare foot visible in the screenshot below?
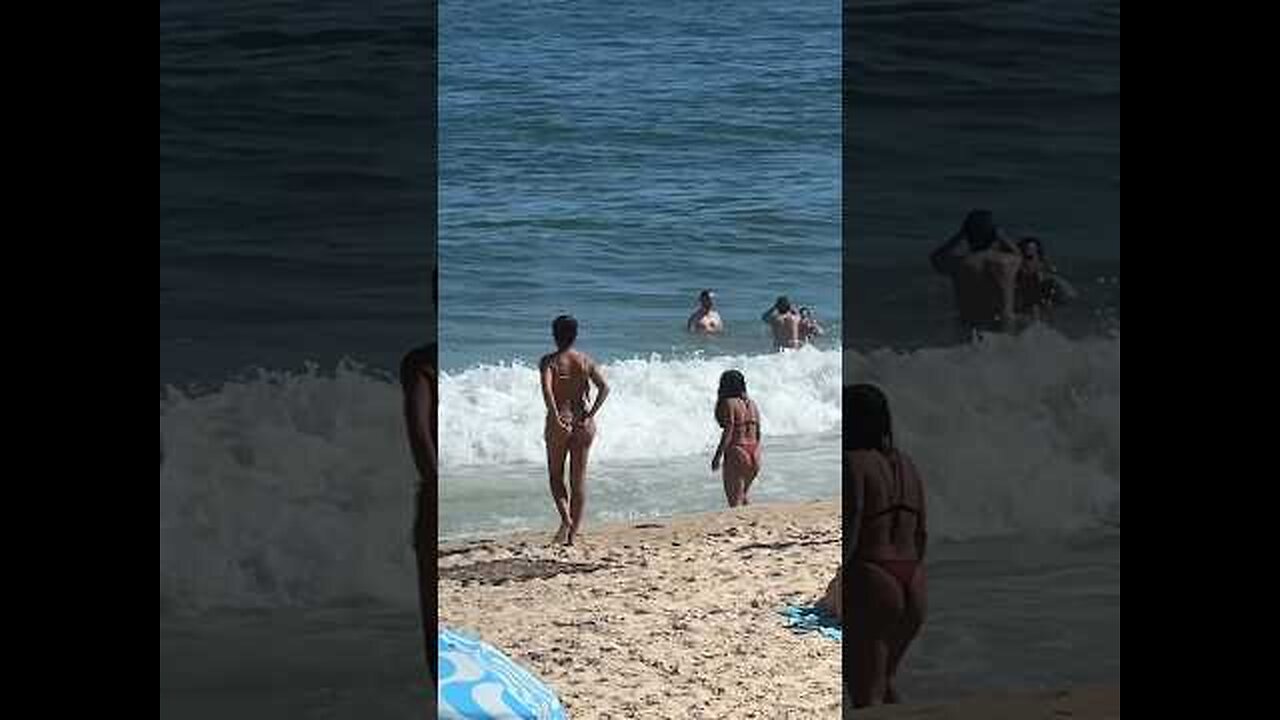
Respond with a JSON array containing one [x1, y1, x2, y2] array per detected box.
[[552, 524, 570, 545]]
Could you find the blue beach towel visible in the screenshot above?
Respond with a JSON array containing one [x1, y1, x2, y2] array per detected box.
[[779, 604, 843, 641], [438, 626, 568, 719]]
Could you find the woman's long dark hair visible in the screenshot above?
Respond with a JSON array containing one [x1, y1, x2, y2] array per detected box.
[[716, 370, 748, 424], [718, 370, 747, 400], [844, 383, 893, 453]]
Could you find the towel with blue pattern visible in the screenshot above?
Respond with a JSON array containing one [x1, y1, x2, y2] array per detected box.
[[438, 626, 568, 719], [779, 604, 843, 641]]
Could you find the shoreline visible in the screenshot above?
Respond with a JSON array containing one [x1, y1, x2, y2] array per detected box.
[[438, 498, 841, 551]]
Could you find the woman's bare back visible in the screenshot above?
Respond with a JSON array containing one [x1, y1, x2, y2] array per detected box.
[[717, 397, 759, 444], [541, 350, 593, 418], [849, 449, 926, 562]]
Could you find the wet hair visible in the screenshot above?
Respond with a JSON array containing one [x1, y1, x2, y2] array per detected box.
[[774, 295, 792, 313], [699, 289, 715, 304], [844, 383, 893, 453], [716, 370, 749, 426], [963, 209, 999, 251], [1018, 236, 1044, 260], [718, 369, 748, 400], [552, 315, 578, 350]]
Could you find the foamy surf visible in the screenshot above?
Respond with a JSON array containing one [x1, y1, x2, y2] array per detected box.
[[160, 363, 420, 611], [439, 345, 843, 466], [159, 330, 1118, 610], [844, 326, 1121, 540]]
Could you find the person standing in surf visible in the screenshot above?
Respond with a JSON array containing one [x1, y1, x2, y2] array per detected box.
[[761, 295, 804, 349], [711, 370, 762, 507], [400, 264, 439, 681], [930, 209, 1022, 339], [540, 315, 610, 546], [842, 383, 928, 708], [687, 289, 724, 335]]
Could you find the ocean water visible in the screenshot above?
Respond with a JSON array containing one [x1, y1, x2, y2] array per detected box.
[[159, 0, 436, 389], [844, 0, 1121, 349], [437, 0, 844, 541], [438, 0, 842, 371], [160, 0, 433, 715]]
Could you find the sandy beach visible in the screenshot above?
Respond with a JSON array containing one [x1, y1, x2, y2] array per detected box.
[[439, 500, 1120, 719], [439, 500, 843, 718]]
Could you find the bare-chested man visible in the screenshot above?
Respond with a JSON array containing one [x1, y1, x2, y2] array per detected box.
[[540, 315, 610, 546], [929, 210, 1022, 339], [761, 295, 804, 350], [687, 289, 724, 335], [400, 265, 438, 681]]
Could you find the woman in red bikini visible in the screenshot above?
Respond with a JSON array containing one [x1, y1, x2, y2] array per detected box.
[[711, 370, 762, 507], [844, 383, 928, 708]]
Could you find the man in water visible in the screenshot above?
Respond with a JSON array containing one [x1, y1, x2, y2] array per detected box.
[[929, 209, 1023, 338], [687, 289, 724, 335], [401, 265, 438, 681], [761, 295, 804, 349]]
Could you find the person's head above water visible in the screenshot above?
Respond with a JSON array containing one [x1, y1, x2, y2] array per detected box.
[[1018, 236, 1044, 262], [800, 306, 813, 319], [718, 369, 748, 400], [774, 295, 792, 314], [962, 209, 999, 251], [699, 289, 716, 309], [552, 314, 578, 351], [845, 383, 894, 453]]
